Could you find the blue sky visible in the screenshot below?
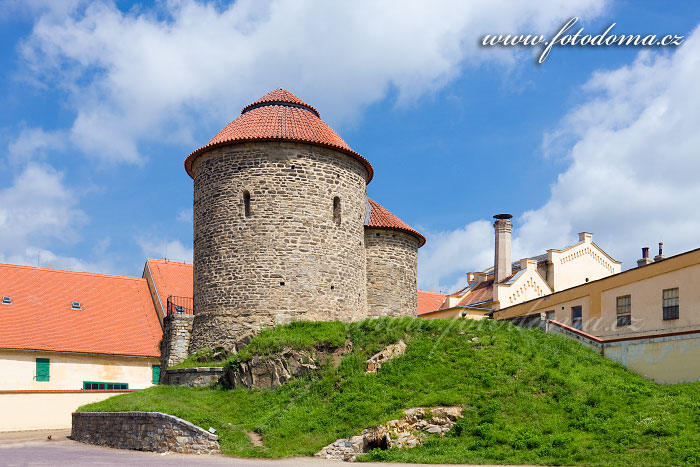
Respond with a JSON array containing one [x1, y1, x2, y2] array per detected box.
[[1, 0, 700, 293]]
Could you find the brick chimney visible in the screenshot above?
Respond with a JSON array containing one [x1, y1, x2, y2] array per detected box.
[[637, 247, 653, 267], [493, 214, 513, 283], [654, 242, 665, 262]]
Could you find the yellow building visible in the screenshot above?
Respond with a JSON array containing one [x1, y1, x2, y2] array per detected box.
[[419, 214, 621, 320], [0, 263, 162, 431], [494, 246, 700, 383]]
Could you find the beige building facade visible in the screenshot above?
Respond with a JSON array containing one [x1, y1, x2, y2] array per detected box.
[[0, 350, 158, 431], [0, 350, 159, 391], [495, 247, 700, 383]]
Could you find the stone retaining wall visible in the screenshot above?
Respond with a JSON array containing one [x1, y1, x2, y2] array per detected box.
[[164, 367, 225, 387], [71, 411, 220, 454]]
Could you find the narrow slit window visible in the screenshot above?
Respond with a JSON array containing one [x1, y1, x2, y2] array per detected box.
[[333, 197, 341, 225], [243, 191, 251, 217]]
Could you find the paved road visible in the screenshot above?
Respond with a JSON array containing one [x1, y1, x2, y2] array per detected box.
[[0, 430, 529, 466]]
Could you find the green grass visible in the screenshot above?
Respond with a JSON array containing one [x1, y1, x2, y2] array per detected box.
[[79, 318, 700, 465], [170, 348, 236, 369]]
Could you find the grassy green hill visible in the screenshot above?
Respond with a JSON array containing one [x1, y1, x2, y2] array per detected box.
[[80, 318, 700, 466]]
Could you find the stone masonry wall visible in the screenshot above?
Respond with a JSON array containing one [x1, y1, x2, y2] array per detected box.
[[365, 228, 419, 318], [71, 412, 220, 454], [190, 142, 369, 352], [164, 367, 224, 387], [160, 315, 194, 382]]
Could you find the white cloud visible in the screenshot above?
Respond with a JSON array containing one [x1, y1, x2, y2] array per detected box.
[[19, 0, 606, 164], [8, 126, 67, 164], [138, 237, 193, 263], [419, 25, 700, 291], [176, 208, 192, 224], [418, 220, 493, 293], [0, 162, 100, 271], [518, 29, 700, 266]]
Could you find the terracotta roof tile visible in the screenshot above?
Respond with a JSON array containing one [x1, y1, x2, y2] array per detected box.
[[185, 89, 373, 183], [366, 199, 426, 247], [146, 259, 193, 310], [456, 280, 494, 307], [241, 89, 320, 117], [0, 263, 161, 357], [417, 290, 446, 315]]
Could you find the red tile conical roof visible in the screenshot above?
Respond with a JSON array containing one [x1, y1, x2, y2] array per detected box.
[[366, 198, 426, 247], [185, 89, 373, 182]]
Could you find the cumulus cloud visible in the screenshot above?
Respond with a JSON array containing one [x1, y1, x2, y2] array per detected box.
[[8, 126, 67, 164], [419, 25, 700, 291], [0, 163, 97, 270], [518, 29, 700, 264], [176, 208, 193, 224], [418, 220, 493, 293], [138, 237, 193, 263], [18, 0, 606, 164]]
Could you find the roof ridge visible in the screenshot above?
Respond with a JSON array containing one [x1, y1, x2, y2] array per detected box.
[[147, 258, 193, 266], [0, 262, 145, 282], [366, 198, 426, 247]]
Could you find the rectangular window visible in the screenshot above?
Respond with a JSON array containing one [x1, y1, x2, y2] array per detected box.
[[571, 306, 583, 330], [36, 358, 50, 382], [82, 381, 128, 390], [663, 288, 679, 320], [152, 365, 160, 385], [616, 295, 631, 327]]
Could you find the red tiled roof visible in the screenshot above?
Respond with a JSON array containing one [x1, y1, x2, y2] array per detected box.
[[417, 290, 446, 315], [366, 199, 426, 247], [456, 280, 494, 307], [146, 259, 193, 309], [241, 89, 320, 117], [185, 89, 374, 183], [0, 263, 161, 357]]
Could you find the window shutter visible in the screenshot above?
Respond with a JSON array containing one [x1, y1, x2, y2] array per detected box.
[[36, 358, 50, 382], [152, 365, 161, 384]]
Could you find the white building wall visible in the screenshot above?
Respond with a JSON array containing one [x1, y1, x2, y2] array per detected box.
[[548, 235, 621, 292], [0, 350, 159, 390]]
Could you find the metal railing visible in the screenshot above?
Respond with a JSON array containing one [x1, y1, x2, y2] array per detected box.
[[166, 295, 193, 316]]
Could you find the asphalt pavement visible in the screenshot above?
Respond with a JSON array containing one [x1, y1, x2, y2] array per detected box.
[[0, 429, 533, 467]]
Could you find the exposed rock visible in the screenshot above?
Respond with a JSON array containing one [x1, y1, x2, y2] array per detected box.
[[222, 340, 352, 390], [315, 406, 463, 462], [366, 340, 406, 373]]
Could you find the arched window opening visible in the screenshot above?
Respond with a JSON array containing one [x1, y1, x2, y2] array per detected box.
[[333, 196, 341, 225], [243, 191, 251, 217]]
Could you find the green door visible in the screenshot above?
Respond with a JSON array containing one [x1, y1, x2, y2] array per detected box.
[[36, 358, 50, 382], [152, 365, 160, 384]]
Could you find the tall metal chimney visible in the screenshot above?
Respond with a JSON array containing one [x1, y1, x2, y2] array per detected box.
[[493, 214, 513, 283], [637, 247, 653, 267], [654, 242, 665, 262]]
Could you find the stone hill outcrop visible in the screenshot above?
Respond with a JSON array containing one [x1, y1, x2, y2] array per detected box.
[[316, 406, 463, 462], [222, 340, 353, 389]]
